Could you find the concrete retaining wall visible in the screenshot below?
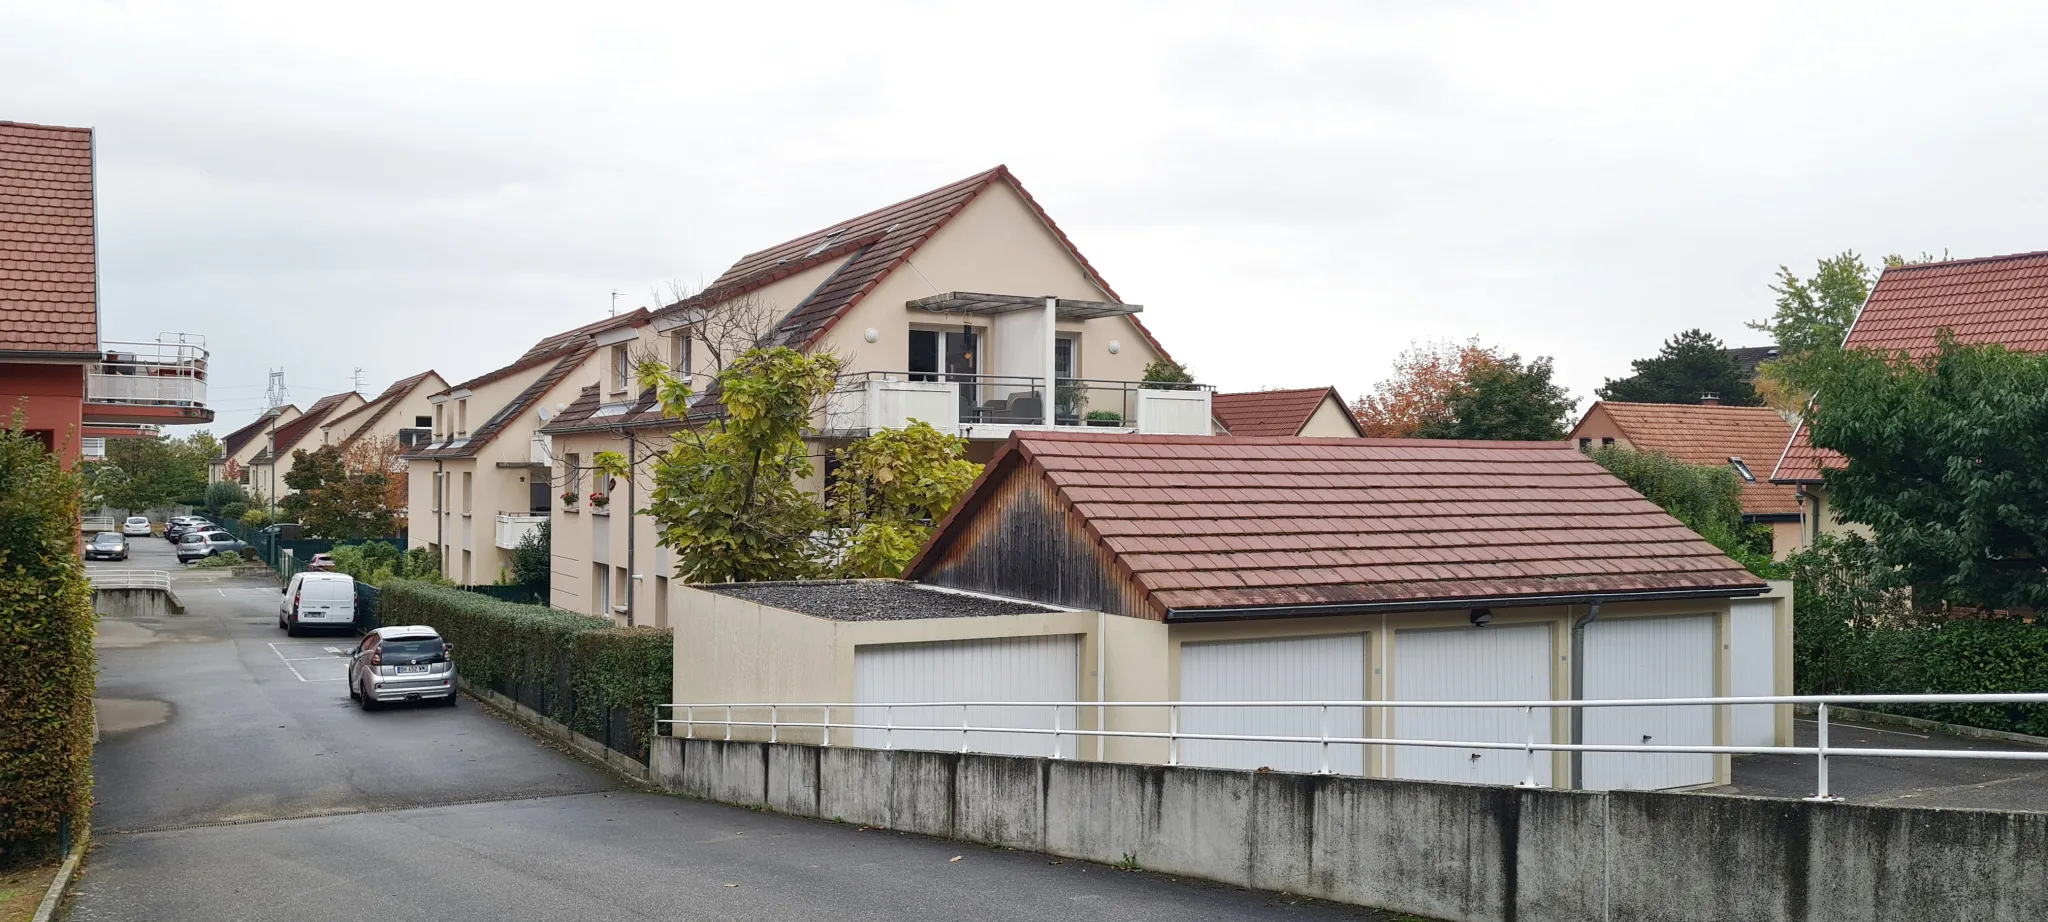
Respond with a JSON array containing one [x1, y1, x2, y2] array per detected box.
[[649, 737, 2048, 922], [91, 587, 183, 618]]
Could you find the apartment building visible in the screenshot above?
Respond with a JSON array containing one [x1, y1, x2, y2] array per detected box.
[[538, 165, 1209, 624]]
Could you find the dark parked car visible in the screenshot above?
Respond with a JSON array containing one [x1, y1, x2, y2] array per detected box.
[[85, 531, 129, 561], [165, 517, 214, 542]]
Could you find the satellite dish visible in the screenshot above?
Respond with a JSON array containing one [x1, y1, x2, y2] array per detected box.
[[537, 406, 552, 422]]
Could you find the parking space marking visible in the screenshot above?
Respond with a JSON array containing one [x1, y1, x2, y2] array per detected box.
[[267, 642, 348, 682], [268, 642, 310, 681], [1798, 718, 1929, 740]]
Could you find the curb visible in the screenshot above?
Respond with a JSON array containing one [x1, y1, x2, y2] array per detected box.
[[30, 837, 87, 922], [459, 678, 652, 785], [1798, 704, 2048, 749]]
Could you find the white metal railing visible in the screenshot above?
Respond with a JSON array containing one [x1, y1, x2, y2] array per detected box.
[[657, 694, 2048, 801], [87, 336, 210, 408], [90, 570, 172, 591], [824, 373, 1215, 437], [81, 516, 116, 533]]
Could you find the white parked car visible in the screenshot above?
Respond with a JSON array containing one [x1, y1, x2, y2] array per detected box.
[[278, 572, 358, 636], [121, 516, 152, 537]]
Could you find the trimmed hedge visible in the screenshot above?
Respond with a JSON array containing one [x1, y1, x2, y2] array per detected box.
[[375, 580, 672, 759], [0, 429, 95, 863]]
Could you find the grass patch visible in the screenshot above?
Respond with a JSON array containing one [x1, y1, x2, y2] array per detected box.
[[0, 859, 61, 921]]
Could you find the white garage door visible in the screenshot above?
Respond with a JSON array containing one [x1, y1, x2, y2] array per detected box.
[[853, 635, 1080, 758], [1392, 624, 1553, 787], [1582, 615, 1717, 790], [1178, 634, 1367, 775], [1729, 600, 1778, 748]]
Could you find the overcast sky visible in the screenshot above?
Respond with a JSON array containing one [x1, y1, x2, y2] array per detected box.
[[8, 0, 2047, 434]]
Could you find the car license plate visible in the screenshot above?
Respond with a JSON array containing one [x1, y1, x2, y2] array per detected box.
[[397, 665, 429, 674]]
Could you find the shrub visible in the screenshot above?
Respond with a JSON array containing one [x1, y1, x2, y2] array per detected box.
[[204, 480, 250, 515], [191, 553, 241, 569], [221, 501, 250, 521], [375, 580, 671, 758], [1790, 534, 2048, 734], [1588, 445, 1786, 578], [239, 507, 272, 528], [0, 428, 95, 862]]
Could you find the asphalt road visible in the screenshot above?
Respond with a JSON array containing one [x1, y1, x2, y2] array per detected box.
[[1721, 717, 2048, 810], [70, 538, 1394, 922]]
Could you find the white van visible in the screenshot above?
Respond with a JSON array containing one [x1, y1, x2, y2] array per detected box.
[[279, 572, 358, 636]]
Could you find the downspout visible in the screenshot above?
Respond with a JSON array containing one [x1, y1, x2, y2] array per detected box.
[[624, 430, 636, 626], [1569, 599, 1602, 789]]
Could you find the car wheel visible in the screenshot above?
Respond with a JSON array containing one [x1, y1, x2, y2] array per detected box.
[[348, 680, 360, 701], [359, 681, 379, 711], [441, 691, 458, 708], [285, 621, 300, 637]]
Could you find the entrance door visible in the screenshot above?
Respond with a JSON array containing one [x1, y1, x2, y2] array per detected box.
[[909, 328, 980, 419], [1730, 600, 1778, 747]]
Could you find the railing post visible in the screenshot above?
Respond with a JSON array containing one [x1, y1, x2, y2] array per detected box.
[[961, 703, 970, 753], [821, 706, 832, 747], [1518, 706, 1539, 788], [769, 704, 778, 744], [1167, 705, 1180, 766], [685, 705, 694, 740], [1806, 702, 1841, 802], [885, 705, 895, 750], [1319, 704, 1331, 774], [724, 705, 732, 742], [1051, 705, 1063, 760]]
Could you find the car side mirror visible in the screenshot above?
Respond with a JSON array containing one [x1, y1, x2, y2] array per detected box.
[[442, 643, 454, 654], [280, 586, 287, 593]]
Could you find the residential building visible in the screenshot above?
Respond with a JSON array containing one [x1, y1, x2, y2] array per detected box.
[[210, 404, 299, 485], [1211, 386, 1364, 437], [1771, 250, 2048, 552], [1, 120, 212, 464], [540, 166, 1210, 622], [1569, 400, 1800, 557], [673, 431, 1790, 791], [405, 311, 655, 585], [317, 370, 445, 452], [245, 391, 365, 508], [1724, 345, 1780, 381]]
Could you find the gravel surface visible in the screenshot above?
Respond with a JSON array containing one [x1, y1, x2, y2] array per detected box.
[[703, 580, 1058, 621]]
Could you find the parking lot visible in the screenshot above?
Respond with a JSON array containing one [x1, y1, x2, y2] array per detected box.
[[1722, 716, 2048, 811], [70, 536, 1400, 922]]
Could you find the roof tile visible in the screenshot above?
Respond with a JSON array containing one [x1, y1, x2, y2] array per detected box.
[[0, 121, 96, 353], [1210, 387, 1358, 437], [1577, 401, 1798, 515]]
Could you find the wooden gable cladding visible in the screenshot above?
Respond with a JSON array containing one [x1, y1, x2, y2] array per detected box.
[[913, 452, 1155, 619]]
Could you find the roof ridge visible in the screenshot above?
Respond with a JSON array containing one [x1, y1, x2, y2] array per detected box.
[[0, 120, 92, 133], [1878, 249, 2048, 273], [728, 166, 1006, 266]]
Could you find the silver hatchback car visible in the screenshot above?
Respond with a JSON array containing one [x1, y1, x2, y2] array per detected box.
[[346, 626, 457, 710]]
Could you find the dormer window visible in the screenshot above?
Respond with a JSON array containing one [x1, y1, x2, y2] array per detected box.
[[1729, 457, 1756, 483], [803, 228, 846, 258]]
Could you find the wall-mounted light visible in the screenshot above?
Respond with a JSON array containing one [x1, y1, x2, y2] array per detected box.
[[863, 328, 879, 343], [1470, 608, 1493, 628], [1108, 339, 1122, 354]]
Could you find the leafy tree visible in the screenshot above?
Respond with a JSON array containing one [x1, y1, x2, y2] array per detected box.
[[828, 421, 982, 578], [511, 519, 551, 595], [599, 347, 843, 583], [94, 434, 211, 512], [238, 507, 273, 528], [1587, 445, 1780, 576], [1415, 352, 1578, 441], [1806, 336, 2048, 611], [1747, 250, 1948, 410], [281, 445, 397, 539], [1350, 339, 1499, 437], [204, 480, 250, 515], [221, 501, 250, 521], [1597, 329, 1759, 406]]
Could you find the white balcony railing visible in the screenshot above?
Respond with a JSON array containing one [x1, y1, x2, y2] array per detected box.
[[87, 336, 209, 409], [496, 512, 547, 550], [825, 373, 1213, 438]]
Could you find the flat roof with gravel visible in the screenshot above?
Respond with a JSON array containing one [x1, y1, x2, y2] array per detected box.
[[699, 580, 1060, 621]]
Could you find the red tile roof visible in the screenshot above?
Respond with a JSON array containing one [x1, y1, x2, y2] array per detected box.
[[909, 431, 1765, 618], [251, 392, 357, 462], [1577, 402, 1798, 517], [653, 164, 1170, 362], [326, 370, 440, 448], [1211, 387, 1360, 437], [411, 344, 594, 459], [1773, 250, 2048, 482], [0, 121, 97, 354]]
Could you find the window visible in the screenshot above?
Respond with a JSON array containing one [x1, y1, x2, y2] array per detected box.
[[433, 405, 444, 437], [672, 331, 693, 376], [1601, 437, 1615, 447], [432, 472, 443, 511], [1729, 457, 1757, 483], [594, 562, 610, 616], [907, 327, 978, 380], [461, 471, 473, 513], [529, 475, 550, 514], [611, 344, 631, 394], [1578, 437, 1592, 451], [415, 415, 431, 428], [457, 399, 468, 435], [654, 575, 670, 629], [565, 453, 581, 506], [1055, 335, 1078, 381]]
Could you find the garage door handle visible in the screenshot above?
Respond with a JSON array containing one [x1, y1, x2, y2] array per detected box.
[[1469, 753, 1481, 762], [1641, 735, 1653, 744]]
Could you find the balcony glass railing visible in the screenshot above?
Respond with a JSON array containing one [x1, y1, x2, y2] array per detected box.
[[87, 337, 209, 408], [826, 373, 1213, 437]]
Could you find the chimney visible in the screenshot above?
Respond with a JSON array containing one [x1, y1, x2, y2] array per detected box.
[[1700, 392, 1721, 407]]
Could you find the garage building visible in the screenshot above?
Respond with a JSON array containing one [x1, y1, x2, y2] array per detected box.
[[671, 431, 1791, 791]]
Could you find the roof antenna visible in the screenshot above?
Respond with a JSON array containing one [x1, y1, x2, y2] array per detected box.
[[351, 367, 365, 393], [610, 289, 623, 317]]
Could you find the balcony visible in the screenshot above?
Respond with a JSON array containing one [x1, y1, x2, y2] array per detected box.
[[496, 512, 548, 550], [84, 336, 213, 426], [824, 373, 1214, 439]]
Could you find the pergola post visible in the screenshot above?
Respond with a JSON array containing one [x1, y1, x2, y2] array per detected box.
[[1044, 295, 1058, 427]]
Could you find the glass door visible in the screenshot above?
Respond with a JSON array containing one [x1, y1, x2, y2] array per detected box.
[[909, 327, 981, 419]]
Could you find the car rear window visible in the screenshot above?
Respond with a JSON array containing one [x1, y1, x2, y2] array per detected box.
[[93, 533, 123, 545], [180, 533, 205, 544], [126, 517, 148, 524], [380, 638, 444, 657]]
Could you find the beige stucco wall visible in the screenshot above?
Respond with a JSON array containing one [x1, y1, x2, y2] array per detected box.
[[670, 587, 1782, 783], [212, 406, 301, 485], [1299, 394, 1364, 438], [323, 375, 445, 449], [250, 394, 365, 501], [1566, 403, 1630, 450]]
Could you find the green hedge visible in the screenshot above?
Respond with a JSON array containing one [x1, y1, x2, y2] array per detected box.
[[1793, 534, 2048, 735], [375, 580, 672, 759], [0, 429, 95, 863]]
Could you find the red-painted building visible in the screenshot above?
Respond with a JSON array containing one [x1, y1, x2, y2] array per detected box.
[[2, 120, 211, 464]]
